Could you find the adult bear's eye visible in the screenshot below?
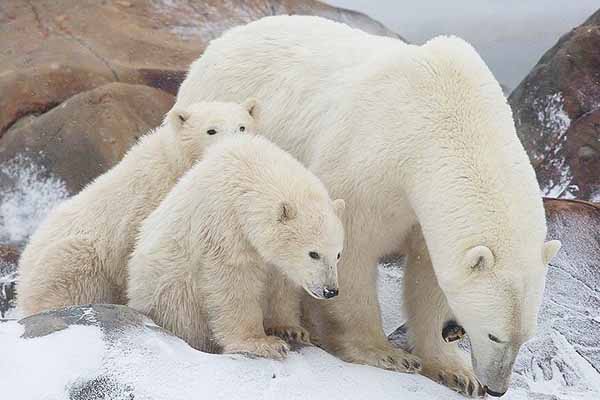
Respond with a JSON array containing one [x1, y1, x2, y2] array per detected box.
[[239, 125, 246, 132], [337, 252, 341, 260], [207, 129, 217, 135], [309, 251, 320, 260], [488, 334, 501, 343]]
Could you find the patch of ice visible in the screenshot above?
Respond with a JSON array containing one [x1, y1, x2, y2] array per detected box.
[[0, 156, 69, 245]]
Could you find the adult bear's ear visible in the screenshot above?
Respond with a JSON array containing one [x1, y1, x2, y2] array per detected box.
[[465, 245, 494, 271], [167, 107, 190, 130], [333, 199, 345, 217], [278, 201, 297, 223], [543, 240, 561, 265], [243, 97, 260, 120]]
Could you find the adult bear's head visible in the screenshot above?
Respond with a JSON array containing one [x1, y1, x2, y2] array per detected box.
[[439, 240, 561, 396]]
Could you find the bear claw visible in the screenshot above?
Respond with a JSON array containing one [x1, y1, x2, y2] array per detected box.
[[343, 346, 422, 373], [225, 336, 290, 360], [265, 326, 312, 345], [435, 371, 486, 398]]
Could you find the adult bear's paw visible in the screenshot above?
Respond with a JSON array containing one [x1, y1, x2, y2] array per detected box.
[[341, 343, 422, 373], [425, 366, 486, 398], [225, 336, 290, 360], [266, 325, 312, 345]]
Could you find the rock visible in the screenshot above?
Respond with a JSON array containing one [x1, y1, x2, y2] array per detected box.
[[19, 303, 165, 339], [0, 82, 175, 193], [509, 10, 600, 201], [0, 244, 19, 318], [0, 0, 401, 136]]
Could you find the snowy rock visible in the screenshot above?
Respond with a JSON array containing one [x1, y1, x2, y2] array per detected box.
[[509, 9, 600, 200], [2, 304, 468, 400]]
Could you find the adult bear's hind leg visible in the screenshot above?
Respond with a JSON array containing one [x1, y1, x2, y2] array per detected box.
[[404, 228, 486, 397]]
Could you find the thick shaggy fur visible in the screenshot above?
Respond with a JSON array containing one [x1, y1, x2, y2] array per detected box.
[[16, 100, 258, 316], [175, 16, 561, 396], [127, 135, 345, 359]]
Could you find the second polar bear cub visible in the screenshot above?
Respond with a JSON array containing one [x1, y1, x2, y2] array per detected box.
[[128, 135, 345, 359]]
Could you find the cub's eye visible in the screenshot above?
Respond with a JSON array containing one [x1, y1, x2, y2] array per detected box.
[[309, 251, 320, 260], [239, 125, 246, 132], [488, 334, 501, 343], [207, 129, 217, 135], [337, 252, 341, 260]]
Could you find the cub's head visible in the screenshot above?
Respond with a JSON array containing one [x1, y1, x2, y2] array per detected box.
[[167, 99, 259, 162], [441, 240, 561, 397], [261, 197, 345, 300]]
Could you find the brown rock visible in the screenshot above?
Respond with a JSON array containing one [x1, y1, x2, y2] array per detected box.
[[509, 10, 600, 201], [0, 83, 175, 193], [0, 0, 401, 136], [0, 244, 19, 318]]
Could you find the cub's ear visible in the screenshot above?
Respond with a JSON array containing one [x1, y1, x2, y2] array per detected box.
[[167, 107, 190, 130], [465, 245, 495, 271], [243, 97, 260, 120], [333, 199, 345, 217], [278, 201, 297, 223], [543, 240, 561, 265]]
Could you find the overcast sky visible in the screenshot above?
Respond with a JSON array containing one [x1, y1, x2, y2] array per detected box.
[[326, 0, 599, 91]]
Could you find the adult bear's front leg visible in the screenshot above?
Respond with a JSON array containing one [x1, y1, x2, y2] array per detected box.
[[305, 247, 421, 373], [404, 229, 486, 397]]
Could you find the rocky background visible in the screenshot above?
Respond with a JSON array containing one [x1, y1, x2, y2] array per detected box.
[[0, 1, 599, 399]]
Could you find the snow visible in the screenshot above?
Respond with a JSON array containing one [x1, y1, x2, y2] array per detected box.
[[0, 323, 105, 400], [0, 310, 467, 400], [0, 156, 69, 245]]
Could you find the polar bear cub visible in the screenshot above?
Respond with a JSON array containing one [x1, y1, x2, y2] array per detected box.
[[127, 135, 345, 359], [16, 100, 258, 316]]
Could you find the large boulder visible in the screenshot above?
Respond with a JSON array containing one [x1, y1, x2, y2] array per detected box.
[[0, 82, 175, 194], [0, 0, 401, 136], [509, 10, 600, 201]]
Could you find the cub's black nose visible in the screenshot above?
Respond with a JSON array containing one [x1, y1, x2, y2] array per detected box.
[[486, 388, 507, 397], [323, 287, 339, 299]]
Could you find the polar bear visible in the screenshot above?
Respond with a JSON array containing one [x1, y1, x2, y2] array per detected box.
[[127, 135, 345, 358], [16, 100, 259, 316], [175, 16, 562, 397]]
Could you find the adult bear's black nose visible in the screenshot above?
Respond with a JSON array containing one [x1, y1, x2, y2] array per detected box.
[[486, 388, 507, 397], [323, 287, 339, 299]]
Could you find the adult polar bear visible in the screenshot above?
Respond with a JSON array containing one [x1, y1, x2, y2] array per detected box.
[[176, 16, 560, 397]]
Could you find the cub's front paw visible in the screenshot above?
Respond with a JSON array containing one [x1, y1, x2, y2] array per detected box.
[[224, 336, 290, 360], [342, 344, 422, 373], [424, 367, 485, 398], [265, 325, 311, 345]]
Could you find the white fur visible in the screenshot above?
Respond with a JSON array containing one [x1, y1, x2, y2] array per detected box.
[[127, 135, 345, 359], [16, 100, 258, 316], [175, 15, 561, 395]]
